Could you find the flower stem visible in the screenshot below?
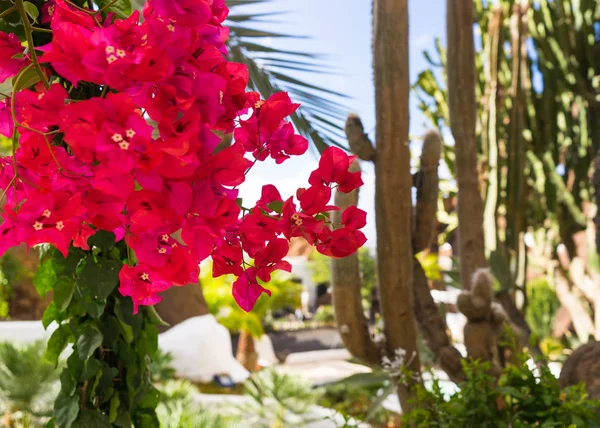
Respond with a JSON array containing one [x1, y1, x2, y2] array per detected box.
[[15, 0, 50, 90], [0, 5, 17, 19]]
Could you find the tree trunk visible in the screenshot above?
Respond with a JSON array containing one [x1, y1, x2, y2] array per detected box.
[[446, 0, 487, 290], [154, 282, 209, 333], [4, 245, 50, 320], [373, 0, 422, 411], [237, 330, 258, 372]]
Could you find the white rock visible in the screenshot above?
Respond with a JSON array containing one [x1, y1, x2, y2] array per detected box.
[[0, 321, 56, 344], [158, 315, 249, 383], [256, 334, 278, 367]]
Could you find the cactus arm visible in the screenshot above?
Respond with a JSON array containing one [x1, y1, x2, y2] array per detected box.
[[331, 160, 381, 366]]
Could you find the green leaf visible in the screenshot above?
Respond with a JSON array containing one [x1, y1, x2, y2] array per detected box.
[[77, 256, 120, 301], [72, 410, 110, 428], [53, 248, 86, 276], [55, 277, 76, 311], [54, 392, 79, 428], [44, 419, 56, 428], [99, 315, 122, 348], [88, 231, 116, 254], [60, 369, 77, 396], [132, 410, 159, 428], [22, 1, 39, 23], [118, 318, 134, 344], [42, 302, 60, 329], [66, 350, 84, 380], [109, 394, 120, 423], [76, 324, 103, 359], [34, 259, 57, 298], [113, 408, 132, 428], [12, 65, 41, 92], [144, 306, 169, 327], [45, 325, 70, 366], [137, 385, 160, 409], [79, 358, 103, 382], [74, 287, 105, 318], [267, 201, 283, 213], [95, 0, 132, 19], [115, 297, 143, 341], [93, 366, 118, 400]]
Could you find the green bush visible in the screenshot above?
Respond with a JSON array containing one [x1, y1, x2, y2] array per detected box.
[[525, 277, 561, 342], [403, 354, 600, 427], [202, 265, 302, 338], [157, 380, 244, 428], [239, 368, 321, 427], [150, 349, 176, 384], [0, 341, 60, 426], [313, 305, 336, 325]]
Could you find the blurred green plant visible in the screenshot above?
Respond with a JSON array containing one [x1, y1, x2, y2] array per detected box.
[[150, 349, 176, 384], [525, 277, 561, 344], [319, 371, 400, 428], [313, 305, 335, 325], [203, 264, 302, 370], [156, 379, 245, 428], [237, 368, 321, 427], [404, 353, 600, 427], [0, 341, 59, 426], [202, 265, 302, 339]]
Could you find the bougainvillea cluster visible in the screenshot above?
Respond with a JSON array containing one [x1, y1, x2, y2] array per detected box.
[[0, 0, 366, 313]]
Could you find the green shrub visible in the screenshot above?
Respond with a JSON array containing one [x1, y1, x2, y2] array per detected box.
[[238, 368, 322, 427], [150, 349, 176, 384], [0, 341, 60, 426], [313, 305, 336, 325], [403, 354, 600, 427], [157, 380, 244, 428], [525, 277, 561, 342]]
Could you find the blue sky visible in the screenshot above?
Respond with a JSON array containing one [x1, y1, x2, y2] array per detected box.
[[235, 0, 447, 249]]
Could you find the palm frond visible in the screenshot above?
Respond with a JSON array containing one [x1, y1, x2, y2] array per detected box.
[[227, 0, 349, 153]]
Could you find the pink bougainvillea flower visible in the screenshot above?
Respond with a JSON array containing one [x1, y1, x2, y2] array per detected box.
[[73, 223, 96, 250], [234, 93, 308, 163], [84, 190, 125, 232], [149, 0, 213, 28], [15, 84, 68, 131], [309, 146, 363, 192], [0, 32, 29, 83], [0, 0, 367, 315], [119, 264, 171, 313], [279, 197, 325, 244], [341, 206, 367, 230], [209, 142, 252, 186], [254, 238, 292, 282], [212, 240, 244, 277], [232, 267, 271, 313], [0, 98, 13, 138], [317, 228, 368, 259], [16, 191, 85, 256], [297, 184, 337, 216]]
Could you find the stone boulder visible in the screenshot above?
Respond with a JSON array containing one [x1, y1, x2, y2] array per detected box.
[[560, 341, 600, 400]]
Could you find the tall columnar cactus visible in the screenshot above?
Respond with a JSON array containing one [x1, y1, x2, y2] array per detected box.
[[446, 0, 488, 290], [332, 120, 466, 405], [416, 0, 600, 343], [373, 0, 421, 409]]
